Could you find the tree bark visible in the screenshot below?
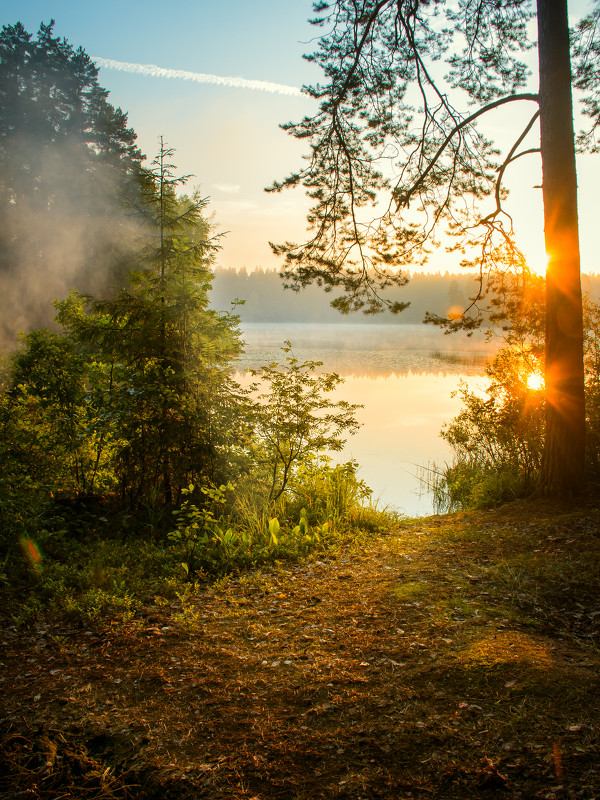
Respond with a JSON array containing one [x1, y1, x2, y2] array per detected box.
[[537, 0, 586, 495]]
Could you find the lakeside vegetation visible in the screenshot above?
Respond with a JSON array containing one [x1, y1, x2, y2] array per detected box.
[[426, 272, 600, 511], [1, 16, 600, 642], [0, 143, 388, 625]]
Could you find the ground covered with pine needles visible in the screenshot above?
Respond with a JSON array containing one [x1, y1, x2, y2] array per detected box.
[[1, 496, 600, 799]]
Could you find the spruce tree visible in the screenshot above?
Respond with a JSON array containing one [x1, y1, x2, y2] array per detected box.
[[59, 142, 243, 509]]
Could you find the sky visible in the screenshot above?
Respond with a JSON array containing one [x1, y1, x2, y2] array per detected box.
[[5, 0, 600, 275]]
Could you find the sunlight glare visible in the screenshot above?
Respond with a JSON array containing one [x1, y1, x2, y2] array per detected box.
[[526, 372, 544, 391]]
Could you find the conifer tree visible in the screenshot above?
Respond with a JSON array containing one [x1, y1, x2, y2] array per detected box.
[[0, 21, 144, 342], [271, 0, 597, 495], [59, 142, 242, 508]]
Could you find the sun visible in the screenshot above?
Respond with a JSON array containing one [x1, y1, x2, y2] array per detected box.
[[526, 372, 544, 391]]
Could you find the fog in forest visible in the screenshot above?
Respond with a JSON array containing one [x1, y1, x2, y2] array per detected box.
[[0, 137, 143, 348]]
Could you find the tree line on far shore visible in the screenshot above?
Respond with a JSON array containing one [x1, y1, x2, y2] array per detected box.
[[211, 267, 600, 326]]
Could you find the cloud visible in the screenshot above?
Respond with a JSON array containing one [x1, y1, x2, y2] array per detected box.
[[93, 57, 303, 97], [213, 183, 241, 194]]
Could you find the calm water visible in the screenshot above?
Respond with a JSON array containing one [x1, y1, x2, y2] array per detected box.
[[236, 323, 493, 517]]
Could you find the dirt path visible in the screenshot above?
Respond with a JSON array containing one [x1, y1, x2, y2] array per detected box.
[[2, 500, 600, 798]]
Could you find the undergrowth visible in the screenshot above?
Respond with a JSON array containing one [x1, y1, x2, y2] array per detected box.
[[2, 459, 396, 627]]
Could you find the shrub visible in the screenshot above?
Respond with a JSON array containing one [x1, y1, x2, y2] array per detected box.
[[429, 287, 600, 510]]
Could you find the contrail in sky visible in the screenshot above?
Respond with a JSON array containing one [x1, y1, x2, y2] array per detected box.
[[93, 57, 303, 97]]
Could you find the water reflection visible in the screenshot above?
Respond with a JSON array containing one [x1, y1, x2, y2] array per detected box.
[[237, 323, 491, 516], [332, 372, 485, 517]]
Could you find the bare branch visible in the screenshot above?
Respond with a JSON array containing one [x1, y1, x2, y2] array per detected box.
[[481, 109, 541, 225], [394, 93, 539, 209]]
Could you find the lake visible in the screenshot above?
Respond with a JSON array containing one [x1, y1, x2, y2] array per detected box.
[[235, 323, 494, 517]]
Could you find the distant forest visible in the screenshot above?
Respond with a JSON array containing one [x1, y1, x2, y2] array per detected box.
[[211, 268, 600, 325]]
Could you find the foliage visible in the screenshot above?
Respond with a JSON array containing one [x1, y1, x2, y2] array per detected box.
[[164, 457, 380, 579], [269, 0, 543, 315], [168, 483, 245, 575], [56, 142, 244, 509], [0, 21, 141, 161], [428, 277, 600, 510], [0, 453, 387, 623], [0, 331, 88, 562], [0, 144, 249, 588], [8, 329, 111, 494], [270, 0, 597, 317], [0, 21, 144, 342], [0, 33, 385, 619], [584, 297, 600, 475], [572, 0, 600, 152], [0, 144, 379, 607], [271, 0, 594, 496], [247, 344, 362, 502]]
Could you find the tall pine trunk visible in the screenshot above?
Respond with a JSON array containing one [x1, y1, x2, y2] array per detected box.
[[537, 0, 586, 495]]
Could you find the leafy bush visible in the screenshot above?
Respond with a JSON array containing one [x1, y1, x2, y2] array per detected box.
[[429, 276, 600, 510], [246, 344, 361, 502], [166, 458, 381, 578]]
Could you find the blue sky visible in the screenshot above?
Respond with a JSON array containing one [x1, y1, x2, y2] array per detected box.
[[5, 1, 600, 273]]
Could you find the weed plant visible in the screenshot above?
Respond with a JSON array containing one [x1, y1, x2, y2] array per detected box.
[[168, 458, 391, 578]]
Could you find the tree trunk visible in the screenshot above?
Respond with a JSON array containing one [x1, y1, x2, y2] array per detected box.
[[537, 0, 586, 495]]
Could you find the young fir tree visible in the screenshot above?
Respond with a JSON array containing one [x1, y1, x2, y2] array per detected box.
[[59, 142, 243, 509]]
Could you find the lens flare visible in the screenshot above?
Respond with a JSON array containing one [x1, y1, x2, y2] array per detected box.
[[446, 305, 463, 321], [19, 537, 43, 572]]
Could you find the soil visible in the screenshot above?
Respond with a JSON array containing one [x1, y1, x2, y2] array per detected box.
[[1, 498, 600, 799]]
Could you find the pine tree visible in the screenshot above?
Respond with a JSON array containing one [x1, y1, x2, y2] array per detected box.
[[271, 0, 597, 496]]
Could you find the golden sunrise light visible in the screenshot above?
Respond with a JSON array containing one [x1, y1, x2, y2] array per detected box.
[[526, 372, 545, 391]]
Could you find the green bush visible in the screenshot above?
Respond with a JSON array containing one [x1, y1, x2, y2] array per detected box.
[[166, 459, 382, 578], [429, 282, 600, 510]]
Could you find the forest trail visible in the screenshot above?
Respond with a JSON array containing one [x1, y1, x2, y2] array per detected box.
[[2, 499, 600, 798]]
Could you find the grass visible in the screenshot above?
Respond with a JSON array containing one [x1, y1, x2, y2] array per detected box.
[[2, 487, 394, 627], [1, 494, 599, 798]]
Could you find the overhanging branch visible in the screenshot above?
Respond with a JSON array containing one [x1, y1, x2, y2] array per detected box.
[[393, 93, 539, 209], [482, 109, 541, 225]]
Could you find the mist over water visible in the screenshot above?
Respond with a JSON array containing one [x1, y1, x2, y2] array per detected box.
[[237, 322, 495, 378], [237, 322, 492, 516]]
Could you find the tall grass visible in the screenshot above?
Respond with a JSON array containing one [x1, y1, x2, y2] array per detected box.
[[420, 460, 538, 513]]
